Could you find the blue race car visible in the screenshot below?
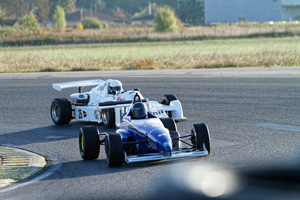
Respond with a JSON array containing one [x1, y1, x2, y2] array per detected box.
[[79, 94, 210, 167]]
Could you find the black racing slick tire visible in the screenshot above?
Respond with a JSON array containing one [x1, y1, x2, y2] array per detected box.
[[160, 118, 180, 148], [51, 98, 72, 125], [160, 94, 178, 105], [160, 118, 177, 132], [79, 126, 100, 160], [191, 123, 211, 154], [106, 133, 123, 167], [160, 94, 178, 118], [102, 108, 115, 128]]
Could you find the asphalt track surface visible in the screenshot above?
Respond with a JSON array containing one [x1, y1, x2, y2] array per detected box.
[[0, 67, 300, 199]]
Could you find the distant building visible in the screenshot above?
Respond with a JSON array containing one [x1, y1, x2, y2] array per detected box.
[[0, 19, 17, 26], [130, 2, 154, 26], [130, 14, 154, 26], [282, 0, 300, 21], [204, 0, 300, 24], [65, 9, 125, 27]]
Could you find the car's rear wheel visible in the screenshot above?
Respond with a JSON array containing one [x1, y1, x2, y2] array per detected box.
[[160, 94, 178, 105], [102, 108, 115, 128], [160, 94, 178, 118], [106, 133, 123, 167], [191, 123, 211, 154], [79, 126, 100, 160], [51, 98, 72, 125]]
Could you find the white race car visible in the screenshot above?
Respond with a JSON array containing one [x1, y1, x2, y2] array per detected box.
[[51, 79, 186, 127]]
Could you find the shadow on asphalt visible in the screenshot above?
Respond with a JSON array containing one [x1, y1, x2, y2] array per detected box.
[[0, 120, 211, 183], [40, 153, 211, 182], [0, 122, 115, 146]]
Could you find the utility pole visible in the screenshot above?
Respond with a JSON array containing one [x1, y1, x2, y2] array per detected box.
[[90, 4, 92, 17], [149, 1, 152, 15]]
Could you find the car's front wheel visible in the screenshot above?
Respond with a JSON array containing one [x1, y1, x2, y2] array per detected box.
[[191, 123, 211, 154], [79, 126, 100, 160], [50, 98, 72, 125], [160, 118, 177, 132], [106, 133, 123, 167], [160, 118, 180, 148]]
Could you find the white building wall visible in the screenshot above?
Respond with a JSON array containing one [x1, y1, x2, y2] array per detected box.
[[282, 6, 300, 20], [282, 0, 300, 21], [282, 0, 300, 6], [205, 0, 282, 24]]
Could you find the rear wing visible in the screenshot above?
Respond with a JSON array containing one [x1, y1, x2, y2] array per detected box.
[[52, 79, 105, 91]]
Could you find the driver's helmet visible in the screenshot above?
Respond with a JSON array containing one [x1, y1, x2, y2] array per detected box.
[[108, 80, 123, 95], [131, 102, 148, 119]]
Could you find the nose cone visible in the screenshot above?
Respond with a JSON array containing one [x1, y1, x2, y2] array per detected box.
[[135, 119, 173, 153], [150, 128, 172, 152], [158, 140, 172, 152]]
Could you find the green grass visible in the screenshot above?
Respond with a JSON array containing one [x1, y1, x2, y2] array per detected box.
[[1, 37, 300, 73]]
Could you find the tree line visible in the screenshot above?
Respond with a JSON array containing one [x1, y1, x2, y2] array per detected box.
[[0, 0, 204, 26], [0, 0, 76, 26]]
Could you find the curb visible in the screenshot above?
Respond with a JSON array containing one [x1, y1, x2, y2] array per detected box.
[[0, 146, 47, 189]]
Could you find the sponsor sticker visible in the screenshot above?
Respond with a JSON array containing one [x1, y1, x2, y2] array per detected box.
[[94, 110, 102, 120], [163, 142, 171, 147], [158, 133, 168, 137], [116, 97, 126, 101], [150, 110, 164, 116]]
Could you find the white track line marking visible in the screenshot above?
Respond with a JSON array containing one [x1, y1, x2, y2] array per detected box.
[[211, 139, 236, 148], [45, 136, 64, 139], [255, 123, 300, 132]]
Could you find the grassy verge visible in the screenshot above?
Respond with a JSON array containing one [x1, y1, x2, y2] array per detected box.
[[1, 24, 300, 46], [1, 37, 300, 73]]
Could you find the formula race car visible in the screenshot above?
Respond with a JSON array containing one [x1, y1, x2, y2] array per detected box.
[[79, 94, 210, 167], [51, 79, 186, 127]]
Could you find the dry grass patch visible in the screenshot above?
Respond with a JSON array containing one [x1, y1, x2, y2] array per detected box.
[[1, 37, 300, 73]]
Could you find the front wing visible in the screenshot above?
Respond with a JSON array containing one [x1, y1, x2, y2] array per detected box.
[[124, 144, 209, 163]]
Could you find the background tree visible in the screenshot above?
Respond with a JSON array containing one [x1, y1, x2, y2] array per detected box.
[[131, 3, 158, 19], [52, 5, 66, 32], [175, 0, 204, 25], [103, 0, 177, 17], [34, 0, 51, 26], [81, 17, 107, 29], [76, 0, 106, 12], [0, 9, 6, 21], [154, 6, 178, 32], [50, 0, 75, 17], [0, 0, 34, 20], [109, 7, 126, 18], [0, 0, 51, 25], [21, 13, 40, 31]]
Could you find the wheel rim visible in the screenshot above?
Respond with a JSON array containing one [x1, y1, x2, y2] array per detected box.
[[80, 136, 84, 151], [191, 129, 196, 147], [106, 139, 110, 164], [51, 103, 60, 122], [102, 110, 108, 124]]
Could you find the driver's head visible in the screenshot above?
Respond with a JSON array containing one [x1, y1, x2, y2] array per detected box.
[[131, 102, 147, 119], [108, 80, 122, 95]]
